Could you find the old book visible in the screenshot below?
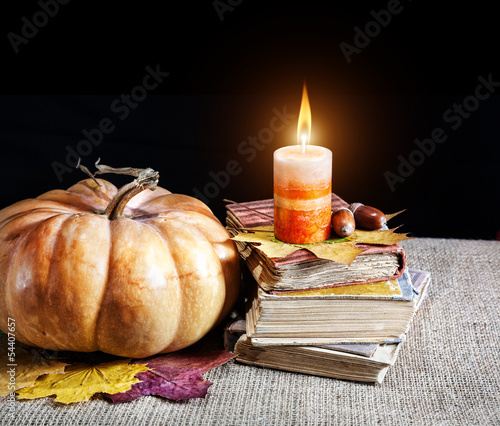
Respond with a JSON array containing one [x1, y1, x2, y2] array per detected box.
[[226, 196, 407, 292], [246, 269, 429, 346], [234, 335, 401, 384], [225, 318, 379, 358], [232, 269, 431, 383]]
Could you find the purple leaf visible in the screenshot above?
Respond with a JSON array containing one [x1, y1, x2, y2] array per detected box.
[[107, 347, 235, 403]]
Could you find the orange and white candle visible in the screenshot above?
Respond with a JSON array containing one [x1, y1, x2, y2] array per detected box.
[[273, 83, 332, 244]]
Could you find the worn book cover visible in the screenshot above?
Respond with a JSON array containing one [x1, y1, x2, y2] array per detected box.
[[246, 269, 429, 346], [231, 269, 431, 384], [226, 196, 407, 292], [234, 334, 401, 384]]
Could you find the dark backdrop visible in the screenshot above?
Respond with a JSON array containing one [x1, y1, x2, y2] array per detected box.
[[1, 1, 499, 240]]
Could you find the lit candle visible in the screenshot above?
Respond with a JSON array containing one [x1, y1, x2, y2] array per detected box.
[[273, 83, 332, 244]]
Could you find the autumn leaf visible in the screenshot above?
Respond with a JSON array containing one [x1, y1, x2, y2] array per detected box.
[[349, 228, 412, 246], [108, 347, 236, 403], [232, 226, 299, 258], [385, 210, 406, 223], [232, 225, 351, 260], [16, 359, 149, 404], [231, 225, 410, 265], [0, 339, 67, 396], [306, 242, 366, 266]]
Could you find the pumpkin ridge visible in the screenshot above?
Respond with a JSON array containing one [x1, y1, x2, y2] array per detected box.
[[38, 180, 118, 214], [0, 215, 48, 346], [1, 214, 58, 295], [32, 213, 89, 350], [94, 218, 114, 354], [140, 216, 221, 280], [140, 216, 225, 353], [136, 218, 183, 323], [4, 213, 70, 348], [44, 213, 109, 352], [65, 178, 118, 205], [122, 187, 172, 211], [0, 211, 69, 244], [150, 210, 229, 239], [148, 210, 240, 324], [132, 194, 216, 221], [95, 218, 182, 357], [0, 205, 80, 228], [10, 212, 71, 265]]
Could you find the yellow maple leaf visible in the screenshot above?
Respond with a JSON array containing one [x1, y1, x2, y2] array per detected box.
[[349, 228, 412, 245], [306, 242, 366, 266], [16, 359, 149, 404], [231, 224, 411, 265], [0, 340, 67, 396], [231, 226, 364, 265], [385, 210, 406, 222], [230, 225, 275, 243], [231, 226, 299, 258]]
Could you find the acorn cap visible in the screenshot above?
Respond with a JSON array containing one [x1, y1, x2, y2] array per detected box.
[[348, 203, 386, 230], [348, 203, 363, 214]]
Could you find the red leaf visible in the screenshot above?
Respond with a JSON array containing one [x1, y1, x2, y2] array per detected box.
[[107, 347, 235, 403]]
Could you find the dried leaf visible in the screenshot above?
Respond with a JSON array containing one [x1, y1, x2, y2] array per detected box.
[[230, 225, 275, 241], [349, 228, 412, 245], [108, 347, 236, 403], [232, 226, 299, 258], [276, 235, 349, 247], [231, 226, 363, 264], [385, 210, 406, 222], [16, 359, 149, 404], [0, 339, 67, 396], [306, 242, 366, 266], [231, 225, 411, 265]]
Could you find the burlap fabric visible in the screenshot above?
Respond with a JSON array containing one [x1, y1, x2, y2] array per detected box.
[[1, 238, 499, 425]]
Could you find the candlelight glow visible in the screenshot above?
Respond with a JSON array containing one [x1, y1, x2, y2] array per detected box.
[[297, 82, 312, 153]]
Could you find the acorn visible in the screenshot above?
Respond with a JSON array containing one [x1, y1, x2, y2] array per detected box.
[[349, 203, 386, 230], [331, 207, 356, 237]]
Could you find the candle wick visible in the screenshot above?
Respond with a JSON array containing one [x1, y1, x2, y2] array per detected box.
[[301, 134, 307, 153]]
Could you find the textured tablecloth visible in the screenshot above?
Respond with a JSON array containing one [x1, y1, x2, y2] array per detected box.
[[1, 238, 499, 425]]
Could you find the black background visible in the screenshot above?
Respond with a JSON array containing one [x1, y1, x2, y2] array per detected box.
[[0, 0, 499, 240]]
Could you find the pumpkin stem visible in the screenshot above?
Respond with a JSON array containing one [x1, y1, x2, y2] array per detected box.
[[105, 169, 159, 219], [77, 159, 160, 220]]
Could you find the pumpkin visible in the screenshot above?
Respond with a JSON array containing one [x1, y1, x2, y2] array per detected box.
[[0, 164, 240, 358]]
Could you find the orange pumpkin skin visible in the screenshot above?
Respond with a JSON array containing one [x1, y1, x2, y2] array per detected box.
[[0, 178, 240, 358]]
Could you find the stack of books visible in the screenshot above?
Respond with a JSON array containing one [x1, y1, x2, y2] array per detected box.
[[225, 196, 431, 384]]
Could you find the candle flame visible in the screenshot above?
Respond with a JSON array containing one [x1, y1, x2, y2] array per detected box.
[[297, 81, 311, 153]]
